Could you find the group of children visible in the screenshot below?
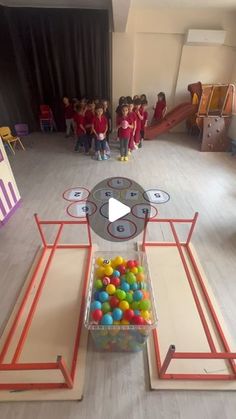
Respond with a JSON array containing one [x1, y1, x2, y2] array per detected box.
[[62, 91, 166, 162]]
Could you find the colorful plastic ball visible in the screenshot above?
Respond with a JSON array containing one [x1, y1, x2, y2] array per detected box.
[[110, 277, 120, 287], [101, 313, 113, 325], [94, 291, 100, 300], [102, 259, 111, 266], [131, 301, 140, 310], [139, 281, 147, 290], [115, 256, 123, 266], [120, 281, 130, 292], [91, 300, 102, 311], [109, 296, 120, 308], [134, 309, 141, 315], [137, 266, 144, 273], [117, 265, 126, 275], [121, 319, 130, 325], [102, 302, 111, 313], [104, 266, 113, 276], [116, 289, 126, 301], [136, 272, 145, 282], [123, 309, 134, 321], [102, 276, 110, 286], [127, 260, 135, 269], [99, 291, 109, 303], [141, 310, 150, 320], [113, 270, 120, 278], [119, 300, 129, 311], [96, 257, 104, 266], [130, 282, 138, 291], [96, 266, 105, 278], [106, 284, 116, 295], [126, 272, 136, 285], [92, 309, 103, 322], [133, 290, 143, 301], [131, 315, 145, 325], [131, 267, 138, 274], [94, 279, 103, 290], [142, 290, 150, 299], [133, 260, 139, 267], [125, 292, 133, 304], [112, 308, 123, 321], [113, 320, 120, 325], [139, 299, 151, 311]]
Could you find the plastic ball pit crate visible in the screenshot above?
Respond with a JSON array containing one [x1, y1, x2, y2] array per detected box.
[[84, 251, 158, 352]]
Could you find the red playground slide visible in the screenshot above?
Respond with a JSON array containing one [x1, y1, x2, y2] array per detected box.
[[145, 102, 197, 140]]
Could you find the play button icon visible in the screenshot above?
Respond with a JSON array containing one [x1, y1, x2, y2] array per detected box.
[[108, 198, 130, 222]]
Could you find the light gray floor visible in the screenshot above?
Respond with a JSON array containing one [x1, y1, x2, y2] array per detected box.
[[0, 132, 236, 419]]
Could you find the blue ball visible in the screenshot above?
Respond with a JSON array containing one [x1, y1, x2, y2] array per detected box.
[[130, 282, 138, 291], [112, 308, 123, 321], [120, 281, 130, 292], [91, 300, 102, 311], [101, 314, 113, 325], [94, 291, 100, 300], [113, 270, 120, 277], [133, 290, 143, 301], [99, 291, 109, 303], [134, 309, 141, 315]]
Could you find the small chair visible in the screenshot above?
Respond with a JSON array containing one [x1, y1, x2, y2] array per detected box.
[[14, 123, 29, 138], [0, 126, 25, 155], [39, 105, 56, 133]]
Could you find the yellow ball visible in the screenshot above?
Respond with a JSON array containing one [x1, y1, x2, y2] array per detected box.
[[96, 266, 105, 278], [115, 256, 123, 266], [123, 259, 127, 267], [102, 259, 111, 267], [119, 300, 129, 311], [106, 284, 116, 295], [121, 319, 130, 325], [111, 259, 117, 268], [141, 310, 150, 320], [104, 266, 113, 276], [131, 267, 138, 274], [96, 257, 104, 266], [113, 320, 120, 325]]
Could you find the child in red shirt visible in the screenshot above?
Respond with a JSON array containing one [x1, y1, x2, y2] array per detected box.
[[85, 100, 96, 152], [133, 98, 143, 148], [140, 99, 148, 146], [102, 99, 112, 143], [117, 104, 133, 161], [73, 104, 87, 152], [92, 104, 108, 161], [127, 100, 136, 154], [63, 97, 75, 137], [153, 92, 166, 123]]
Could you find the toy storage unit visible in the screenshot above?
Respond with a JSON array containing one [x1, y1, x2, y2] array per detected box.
[[84, 251, 158, 352], [0, 138, 21, 226]]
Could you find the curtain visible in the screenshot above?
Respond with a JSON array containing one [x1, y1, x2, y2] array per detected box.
[[0, 6, 110, 130]]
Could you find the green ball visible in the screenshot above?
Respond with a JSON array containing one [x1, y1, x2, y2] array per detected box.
[[95, 279, 103, 290], [138, 266, 144, 273], [116, 289, 126, 301], [131, 301, 140, 310], [139, 281, 147, 290], [102, 302, 111, 313], [139, 299, 151, 311], [125, 292, 133, 304], [126, 272, 136, 285]]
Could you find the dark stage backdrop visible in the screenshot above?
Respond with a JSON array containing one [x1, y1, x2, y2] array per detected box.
[[0, 6, 110, 130]]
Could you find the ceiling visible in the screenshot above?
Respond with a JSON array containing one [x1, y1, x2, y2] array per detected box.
[[132, 0, 236, 9]]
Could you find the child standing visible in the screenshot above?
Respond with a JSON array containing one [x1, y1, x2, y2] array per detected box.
[[117, 104, 133, 162], [103, 99, 112, 143], [84, 100, 96, 153], [153, 92, 166, 123], [73, 104, 87, 152], [63, 97, 75, 137], [127, 99, 136, 154], [92, 104, 108, 161], [133, 98, 143, 148], [140, 99, 149, 146]]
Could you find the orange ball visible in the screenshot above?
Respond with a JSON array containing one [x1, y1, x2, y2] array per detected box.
[[131, 267, 138, 274], [136, 273, 145, 282]]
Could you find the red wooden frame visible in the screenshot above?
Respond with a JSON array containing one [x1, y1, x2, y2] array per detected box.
[[0, 214, 92, 390], [142, 212, 236, 381]]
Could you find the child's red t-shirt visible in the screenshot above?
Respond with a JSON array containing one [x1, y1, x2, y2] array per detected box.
[[64, 104, 74, 119], [117, 115, 133, 139], [92, 115, 107, 135], [154, 101, 166, 120], [134, 108, 143, 132], [73, 113, 85, 136], [84, 110, 95, 130], [141, 110, 148, 130]]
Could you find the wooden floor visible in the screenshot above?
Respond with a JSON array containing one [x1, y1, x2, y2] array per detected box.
[[0, 132, 236, 418]]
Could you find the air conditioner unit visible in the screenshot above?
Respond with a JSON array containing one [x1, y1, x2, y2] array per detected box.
[[185, 29, 226, 46]]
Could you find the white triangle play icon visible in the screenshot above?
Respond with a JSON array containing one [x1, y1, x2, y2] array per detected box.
[[108, 198, 131, 222]]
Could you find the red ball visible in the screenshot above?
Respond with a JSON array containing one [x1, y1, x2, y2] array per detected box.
[[118, 265, 126, 275], [102, 276, 110, 286], [133, 260, 139, 267], [127, 260, 135, 269], [123, 309, 134, 322], [109, 296, 120, 308], [131, 315, 145, 325], [110, 276, 120, 287], [92, 309, 103, 322]]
